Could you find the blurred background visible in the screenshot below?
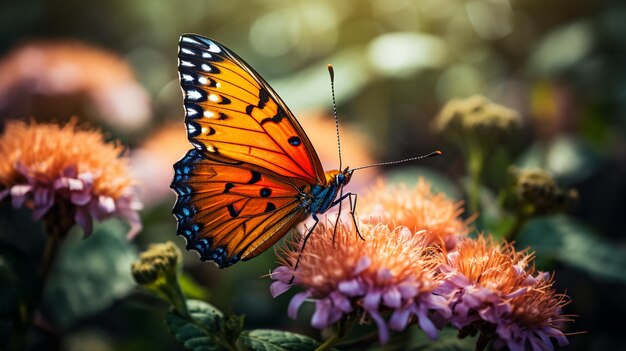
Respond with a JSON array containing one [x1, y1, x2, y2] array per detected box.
[[1, 0, 625, 350]]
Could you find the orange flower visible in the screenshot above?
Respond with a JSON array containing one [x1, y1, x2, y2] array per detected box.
[[359, 178, 470, 249], [436, 236, 571, 351], [271, 220, 449, 343], [0, 40, 151, 132], [0, 120, 141, 237]]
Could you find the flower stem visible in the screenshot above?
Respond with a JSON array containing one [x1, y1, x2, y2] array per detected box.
[[466, 140, 485, 220], [315, 317, 354, 351]]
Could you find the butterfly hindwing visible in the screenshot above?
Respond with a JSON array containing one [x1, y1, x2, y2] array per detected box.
[[171, 149, 310, 267], [178, 34, 326, 185]]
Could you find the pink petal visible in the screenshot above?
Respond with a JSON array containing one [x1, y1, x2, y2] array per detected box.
[[354, 256, 371, 274], [416, 305, 438, 340], [383, 286, 401, 308], [270, 281, 291, 298], [288, 291, 310, 320], [311, 298, 331, 329], [389, 307, 411, 331], [75, 207, 93, 236], [363, 290, 382, 310], [9, 184, 32, 208], [338, 279, 364, 296]]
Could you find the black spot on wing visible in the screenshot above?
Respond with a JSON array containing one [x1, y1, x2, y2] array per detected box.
[[218, 96, 231, 105], [288, 136, 301, 146], [260, 108, 286, 125], [247, 171, 261, 184], [224, 183, 234, 193], [227, 204, 240, 218], [218, 112, 229, 120], [260, 188, 271, 197], [264, 202, 276, 213]]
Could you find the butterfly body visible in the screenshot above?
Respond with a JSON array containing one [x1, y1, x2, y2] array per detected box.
[[171, 34, 355, 268]]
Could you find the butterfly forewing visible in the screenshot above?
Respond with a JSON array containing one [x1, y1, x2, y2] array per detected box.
[[172, 149, 310, 267], [177, 34, 325, 184]]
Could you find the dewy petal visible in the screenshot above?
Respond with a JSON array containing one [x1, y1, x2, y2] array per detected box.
[[311, 298, 331, 329], [288, 291, 311, 320]]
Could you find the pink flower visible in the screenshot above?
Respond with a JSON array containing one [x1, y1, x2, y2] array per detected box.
[[359, 178, 471, 250], [0, 120, 142, 238], [436, 236, 572, 351], [271, 220, 449, 344]]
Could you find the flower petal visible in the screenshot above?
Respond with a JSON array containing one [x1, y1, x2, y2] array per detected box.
[[288, 291, 311, 320]]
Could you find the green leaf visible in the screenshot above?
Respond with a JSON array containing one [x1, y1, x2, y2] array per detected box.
[[43, 220, 138, 328], [520, 215, 626, 283], [165, 299, 230, 351], [238, 329, 323, 351]]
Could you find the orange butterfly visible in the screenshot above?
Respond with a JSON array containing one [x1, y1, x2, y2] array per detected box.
[[171, 34, 357, 267]]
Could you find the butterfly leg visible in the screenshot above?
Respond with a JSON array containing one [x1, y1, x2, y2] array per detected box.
[[289, 214, 320, 283], [348, 193, 364, 240]]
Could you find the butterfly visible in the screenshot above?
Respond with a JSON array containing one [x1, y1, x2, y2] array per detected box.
[[170, 34, 357, 268]]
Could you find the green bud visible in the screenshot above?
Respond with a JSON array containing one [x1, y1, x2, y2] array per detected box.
[[510, 167, 578, 216]]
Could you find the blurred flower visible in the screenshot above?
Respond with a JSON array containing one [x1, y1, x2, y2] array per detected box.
[[299, 111, 378, 192], [359, 178, 471, 250], [436, 236, 571, 351], [434, 95, 522, 214], [0, 40, 151, 133], [434, 95, 521, 147], [131, 121, 190, 206], [509, 167, 578, 216], [131, 241, 188, 317], [271, 221, 449, 344], [0, 120, 142, 238]]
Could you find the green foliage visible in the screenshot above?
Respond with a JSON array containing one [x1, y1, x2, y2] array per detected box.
[[238, 329, 324, 351], [520, 215, 626, 283], [165, 299, 230, 351], [43, 220, 138, 328], [165, 299, 325, 351]]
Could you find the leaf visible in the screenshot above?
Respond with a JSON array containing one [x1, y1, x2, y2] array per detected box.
[[165, 299, 229, 351], [42, 220, 138, 328], [238, 329, 323, 351], [520, 215, 626, 283]]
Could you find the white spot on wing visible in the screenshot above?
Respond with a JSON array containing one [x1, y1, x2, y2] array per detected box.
[[181, 48, 195, 55], [191, 141, 204, 151], [198, 76, 208, 85], [206, 145, 216, 153], [181, 74, 194, 82], [204, 110, 214, 118], [180, 60, 194, 67], [187, 123, 197, 134], [201, 64, 212, 72], [202, 52, 213, 59], [209, 94, 219, 102], [187, 90, 203, 100], [186, 107, 198, 116], [181, 36, 200, 45]]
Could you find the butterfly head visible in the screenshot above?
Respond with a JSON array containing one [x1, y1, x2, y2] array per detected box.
[[325, 167, 353, 187]]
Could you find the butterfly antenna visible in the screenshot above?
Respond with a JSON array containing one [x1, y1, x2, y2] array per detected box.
[[328, 64, 342, 171], [351, 150, 442, 172]]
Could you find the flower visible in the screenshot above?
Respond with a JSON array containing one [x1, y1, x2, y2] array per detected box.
[[509, 167, 578, 216], [359, 178, 470, 250], [436, 236, 571, 351], [0, 40, 151, 133], [0, 120, 142, 238], [434, 95, 521, 148], [270, 220, 450, 344]]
